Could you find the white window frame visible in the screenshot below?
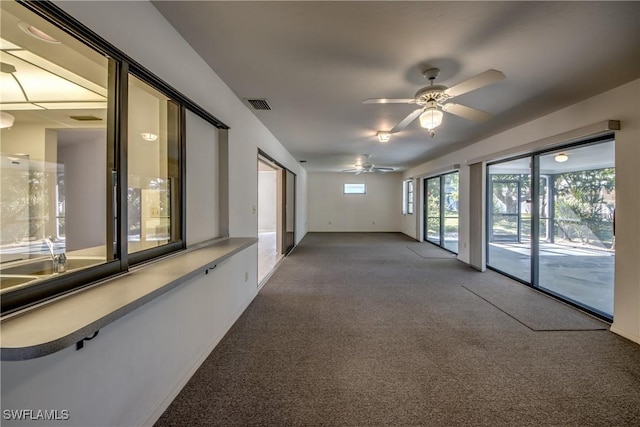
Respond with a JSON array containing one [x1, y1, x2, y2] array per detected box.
[[403, 179, 414, 214], [343, 183, 366, 194]]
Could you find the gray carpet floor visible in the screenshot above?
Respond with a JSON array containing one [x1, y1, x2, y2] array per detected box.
[[155, 232, 640, 427]]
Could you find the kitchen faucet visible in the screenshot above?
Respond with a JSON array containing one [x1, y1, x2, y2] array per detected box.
[[45, 236, 67, 273]]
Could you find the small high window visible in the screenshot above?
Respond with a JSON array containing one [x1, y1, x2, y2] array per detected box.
[[344, 183, 366, 194]]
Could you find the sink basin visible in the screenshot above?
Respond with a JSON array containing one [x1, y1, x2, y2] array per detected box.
[[1, 258, 103, 276], [0, 275, 39, 290]]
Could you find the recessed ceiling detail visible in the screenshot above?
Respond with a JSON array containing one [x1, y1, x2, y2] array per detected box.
[[70, 115, 102, 121]]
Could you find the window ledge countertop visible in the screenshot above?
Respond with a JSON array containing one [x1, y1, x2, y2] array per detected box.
[[0, 237, 257, 361]]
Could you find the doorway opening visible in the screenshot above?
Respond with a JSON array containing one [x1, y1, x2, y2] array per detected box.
[[258, 157, 283, 284]]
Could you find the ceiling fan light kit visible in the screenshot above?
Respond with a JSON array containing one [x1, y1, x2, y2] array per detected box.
[[364, 68, 505, 138], [419, 107, 443, 132], [377, 131, 391, 143]]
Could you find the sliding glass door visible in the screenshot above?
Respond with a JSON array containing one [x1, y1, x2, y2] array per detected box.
[[424, 172, 459, 253], [487, 158, 532, 282], [425, 177, 441, 245], [486, 137, 615, 318], [536, 142, 615, 315], [443, 173, 459, 253]]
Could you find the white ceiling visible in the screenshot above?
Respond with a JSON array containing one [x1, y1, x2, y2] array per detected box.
[[153, 1, 640, 173]]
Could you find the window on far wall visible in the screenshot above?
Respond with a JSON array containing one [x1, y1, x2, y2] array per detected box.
[[344, 183, 366, 194], [405, 180, 414, 214]]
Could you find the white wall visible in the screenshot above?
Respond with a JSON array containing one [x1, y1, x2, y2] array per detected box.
[[258, 170, 277, 231], [308, 172, 402, 232], [0, 247, 258, 427], [402, 79, 640, 344], [1, 1, 308, 426], [185, 111, 220, 245], [58, 133, 106, 252]]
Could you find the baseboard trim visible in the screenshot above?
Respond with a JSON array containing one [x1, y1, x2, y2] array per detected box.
[[258, 255, 285, 291], [139, 297, 255, 426], [610, 323, 640, 344]]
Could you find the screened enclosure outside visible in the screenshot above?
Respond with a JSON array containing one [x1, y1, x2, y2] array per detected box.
[[425, 172, 459, 253], [425, 177, 441, 245], [487, 138, 615, 318], [443, 173, 459, 253], [487, 158, 532, 283]]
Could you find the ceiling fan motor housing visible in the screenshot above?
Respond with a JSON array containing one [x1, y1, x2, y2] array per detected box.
[[414, 85, 451, 106]]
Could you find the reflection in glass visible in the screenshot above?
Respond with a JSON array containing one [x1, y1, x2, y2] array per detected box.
[[127, 75, 180, 254], [0, 1, 110, 293], [537, 141, 615, 316], [284, 170, 295, 254]]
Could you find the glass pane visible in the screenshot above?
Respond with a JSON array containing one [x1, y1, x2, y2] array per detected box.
[[426, 177, 440, 244], [127, 75, 180, 254], [487, 158, 531, 282], [443, 172, 459, 253], [344, 183, 365, 194], [1, 1, 111, 293], [537, 141, 615, 316], [284, 170, 295, 253]]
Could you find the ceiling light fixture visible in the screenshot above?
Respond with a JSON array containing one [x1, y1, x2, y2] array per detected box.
[[1, 39, 107, 111], [419, 106, 443, 138], [377, 131, 391, 143], [0, 111, 15, 129], [554, 153, 569, 163], [141, 132, 158, 142], [18, 22, 60, 44]]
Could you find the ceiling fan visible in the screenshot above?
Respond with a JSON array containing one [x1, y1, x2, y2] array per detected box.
[[364, 68, 505, 137], [343, 155, 394, 174]]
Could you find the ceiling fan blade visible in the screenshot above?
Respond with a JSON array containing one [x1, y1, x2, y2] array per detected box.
[[444, 69, 505, 97], [373, 167, 394, 172], [443, 103, 492, 122], [363, 98, 416, 104], [390, 108, 423, 133]]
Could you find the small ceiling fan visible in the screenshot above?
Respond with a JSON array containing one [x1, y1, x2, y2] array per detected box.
[[364, 68, 505, 137], [343, 155, 394, 174]]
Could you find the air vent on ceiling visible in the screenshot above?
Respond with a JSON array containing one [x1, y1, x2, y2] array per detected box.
[[70, 115, 102, 121], [246, 99, 272, 111]]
